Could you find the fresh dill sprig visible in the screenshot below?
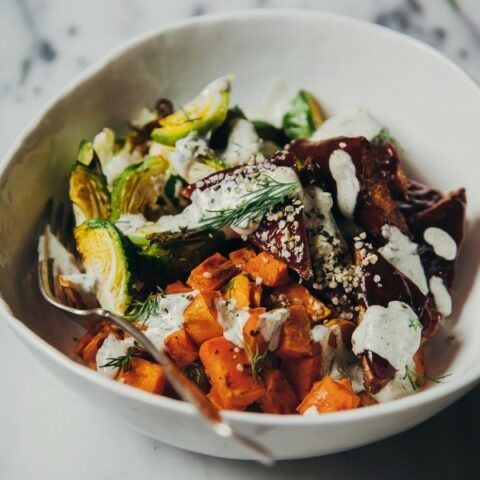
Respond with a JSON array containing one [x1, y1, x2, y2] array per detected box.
[[403, 364, 451, 390], [198, 175, 298, 231], [247, 345, 272, 382], [182, 360, 208, 387], [127, 288, 164, 325], [101, 346, 141, 372]]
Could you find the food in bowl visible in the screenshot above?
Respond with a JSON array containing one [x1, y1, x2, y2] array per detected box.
[[48, 76, 466, 415]]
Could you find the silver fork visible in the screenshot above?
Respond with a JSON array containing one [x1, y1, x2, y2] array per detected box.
[[38, 204, 274, 465]]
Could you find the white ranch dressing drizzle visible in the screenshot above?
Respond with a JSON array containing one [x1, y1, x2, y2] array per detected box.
[[155, 165, 302, 236], [312, 108, 382, 141], [222, 119, 262, 166], [215, 298, 250, 348], [352, 301, 422, 372], [429, 275, 452, 317], [168, 131, 214, 183], [96, 335, 135, 379], [329, 149, 359, 219], [379, 225, 429, 295], [143, 292, 197, 350], [115, 213, 149, 236], [423, 227, 457, 261], [258, 308, 290, 351], [372, 369, 416, 403], [310, 324, 335, 376]]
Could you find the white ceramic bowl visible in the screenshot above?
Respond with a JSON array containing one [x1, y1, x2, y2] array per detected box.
[[1, 10, 479, 461]]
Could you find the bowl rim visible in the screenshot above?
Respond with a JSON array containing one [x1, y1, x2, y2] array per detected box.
[[1, 8, 479, 426]]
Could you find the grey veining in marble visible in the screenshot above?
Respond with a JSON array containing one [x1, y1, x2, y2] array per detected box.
[[0, 1, 479, 479]]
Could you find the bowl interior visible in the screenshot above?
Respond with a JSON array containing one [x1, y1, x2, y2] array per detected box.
[[1, 11, 479, 396]]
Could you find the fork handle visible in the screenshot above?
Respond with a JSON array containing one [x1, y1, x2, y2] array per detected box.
[[98, 309, 274, 465]]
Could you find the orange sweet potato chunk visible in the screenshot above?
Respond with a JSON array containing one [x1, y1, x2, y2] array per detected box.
[[183, 292, 223, 346], [164, 328, 199, 367], [272, 283, 331, 321], [117, 358, 166, 395], [199, 336, 265, 410], [225, 273, 263, 308], [187, 252, 238, 291], [259, 369, 299, 414], [165, 280, 193, 294], [276, 305, 313, 359], [297, 376, 361, 414], [281, 355, 321, 400], [78, 324, 120, 369], [242, 307, 268, 361], [229, 247, 257, 268], [243, 252, 289, 287], [413, 347, 426, 387]]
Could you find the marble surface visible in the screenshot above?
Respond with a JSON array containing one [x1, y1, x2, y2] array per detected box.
[[0, 0, 479, 479]]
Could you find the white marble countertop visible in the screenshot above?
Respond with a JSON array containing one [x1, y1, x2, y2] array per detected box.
[[1, 1, 479, 479]]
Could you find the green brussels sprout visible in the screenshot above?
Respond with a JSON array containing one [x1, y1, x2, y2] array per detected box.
[[74, 219, 134, 314], [151, 77, 231, 146], [209, 106, 246, 150], [282, 90, 324, 140], [110, 155, 179, 222], [69, 141, 111, 225]]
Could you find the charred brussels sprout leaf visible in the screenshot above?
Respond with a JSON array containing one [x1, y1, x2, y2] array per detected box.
[[209, 106, 246, 151], [133, 229, 224, 278], [74, 219, 134, 314], [151, 77, 231, 146], [282, 90, 324, 140], [69, 142, 111, 225], [110, 155, 178, 222]]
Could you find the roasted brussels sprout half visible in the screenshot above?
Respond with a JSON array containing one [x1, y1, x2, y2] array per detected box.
[[131, 229, 224, 278], [74, 219, 134, 314], [110, 155, 179, 222], [209, 106, 246, 150], [151, 77, 231, 146], [282, 90, 324, 140], [69, 141, 111, 225]]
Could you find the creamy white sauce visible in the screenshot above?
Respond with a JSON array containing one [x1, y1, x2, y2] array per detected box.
[[372, 368, 416, 403], [352, 301, 422, 372], [215, 298, 250, 348], [96, 335, 135, 379], [103, 147, 143, 187], [379, 225, 429, 295], [302, 406, 321, 416], [310, 324, 335, 376], [424, 227, 457, 261], [115, 213, 149, 236], [156, 165, 302, 236], [329, 149, 360, 219], [258, 308, 290, 351], [143, 292, 197, 350], [429, 275, 452, 317], [312, 108, 382, 141], [38, 228, 81, 276], [222, 119, 262, 166], [61, 272, 97, 295], [169, 131, 213, 182]]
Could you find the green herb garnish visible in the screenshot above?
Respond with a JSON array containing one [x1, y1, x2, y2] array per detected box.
[[127, 289, 164, 325], [198, 175, 298, 231], [101, 346, 141, 372], [182, 360, 208, 387], [375, 128, 404, 152], [403, 364, 451, 390]]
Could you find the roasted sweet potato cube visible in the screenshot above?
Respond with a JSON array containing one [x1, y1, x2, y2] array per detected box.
[[259, 369, 299, 414], [297, 376, 360, 414], [199, 336, 266, 410], [184, 292, 223, 345], [272, 283, 331, 321], [413, 347, 426, 388], [281, 355, 321, 400], [324, 319, 357, 348], [207, 386, 243, 411], [187, 253, 238, 291], [165, 280, 193, 294], [276, 305, 313, 359], [79, 325, 119, 369], [242, 307, 268, 361], [164, 328, 199, 367], [229, 247, 257, 268], [225, 273, 263, 309], [244, 252, 289, 287], [117, 358, 166, 394]]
